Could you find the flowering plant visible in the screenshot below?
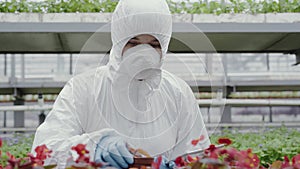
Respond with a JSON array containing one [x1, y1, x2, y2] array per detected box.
[[168, 137, 300, 169], [0, 139, 101, 169], [0, 137, 54, 169], [1, 136, 300, 169]]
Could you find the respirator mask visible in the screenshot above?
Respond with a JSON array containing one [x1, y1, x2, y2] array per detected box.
[[112, 44, 163, 112]]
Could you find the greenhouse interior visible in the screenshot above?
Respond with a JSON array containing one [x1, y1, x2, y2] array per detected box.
[[0, 0, 300, 169]]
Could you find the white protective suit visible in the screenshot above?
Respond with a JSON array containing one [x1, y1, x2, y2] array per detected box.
[[31, 0, 210, 168]]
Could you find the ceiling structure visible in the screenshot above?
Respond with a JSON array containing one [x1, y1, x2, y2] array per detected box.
[[0, 22, 299, 54], [1, 22, 300, 94]]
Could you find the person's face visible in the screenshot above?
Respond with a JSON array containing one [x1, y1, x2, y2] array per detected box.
[[122, 34, 162, 57]]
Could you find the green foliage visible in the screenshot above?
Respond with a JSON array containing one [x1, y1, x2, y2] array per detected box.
[[210, 126, 300, 167], [0, 0, 299, 14], [0, 127, 299, 168], [0, 134, 34, 166]]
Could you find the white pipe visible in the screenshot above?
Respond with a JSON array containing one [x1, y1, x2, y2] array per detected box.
[[198, 99, 300, 106], [2, 122, 300, 132], [0, 99, 299, 111], [206, 122, 300, 128], [0, 127, 37, 132], [0, 105, 53, 111]]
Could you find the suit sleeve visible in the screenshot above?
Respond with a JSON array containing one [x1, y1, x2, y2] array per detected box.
[[31, 78, 115, 168], [168, 81, 211, 160]]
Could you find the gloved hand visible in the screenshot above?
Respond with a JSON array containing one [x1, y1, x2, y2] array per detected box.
[[154, 156, 176, 169], [94, 136, 134, 169]]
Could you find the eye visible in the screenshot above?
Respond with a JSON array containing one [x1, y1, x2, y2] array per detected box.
[[127, 41, 139, 46], [151, 44, 161, 49]]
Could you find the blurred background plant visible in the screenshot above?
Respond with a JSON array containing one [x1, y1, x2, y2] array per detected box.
[[0, 134, 33, 166], [210, 126, 300, 167], [0, 0, 299, 14], [0, 0, 118, 13]]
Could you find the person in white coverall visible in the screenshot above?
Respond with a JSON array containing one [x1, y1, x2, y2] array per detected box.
[[31, 0, 211, 168]]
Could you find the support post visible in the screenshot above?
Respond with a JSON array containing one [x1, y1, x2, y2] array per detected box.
[[207, 107, 211, 123], [269, 106, 273, 123], [21, 54, 25, 80], [220, 54, 232, 124], [4, 54, 7, 76], [14, 90, 25, 128], [38, 93, 46, 125], [220, 86, 233, 123], [70, 54, 73, 75], [3, 111, 6, 127]]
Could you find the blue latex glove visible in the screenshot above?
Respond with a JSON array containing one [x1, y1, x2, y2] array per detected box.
[[94, 136, 134, 169], [154, 156, 176, 169]]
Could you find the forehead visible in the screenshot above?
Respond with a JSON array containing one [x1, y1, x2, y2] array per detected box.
[[130, 34, 159, 42]]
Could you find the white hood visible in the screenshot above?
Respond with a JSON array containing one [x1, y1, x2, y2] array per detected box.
[[107, 0, 172, 76], [108, 0, 173, 113]]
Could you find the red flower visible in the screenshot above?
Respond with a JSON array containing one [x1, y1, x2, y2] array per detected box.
[[89, 161, 103, 168], [187, 155, 200, 163], [292, 154, 300, 169], [6, 152, 15, 160], [151, 156, 162, 169], [217, 138, 232, 146], [28, 153, 43, 166], [35, 145, 52, 161], [204, 145, 219, 159], [220, 148, 239, 166], [71, 144, 89, 156], [27, 144, 52, 166], [282, 156, 291, 168], [0, 138, 2, 147], [77, 156, 90, 164], [174, 156, 187, 167], [191, 139, 199, 146], [204, 144, 217, 154], [6, 152, 21, 168], [236, 149, 260, 169], [191, 135, 205, 146], [71, 144, 90, 164]]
